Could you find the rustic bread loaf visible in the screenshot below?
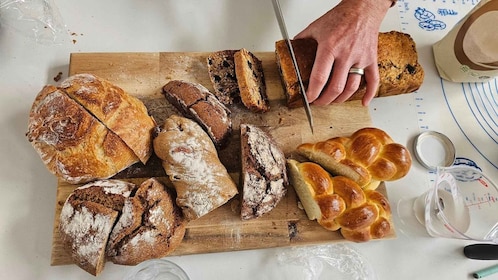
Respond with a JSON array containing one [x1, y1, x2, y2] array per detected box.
[[107, 178, 186, 265], [296, 127, 412, 190], [26, 85, 139, 184], [207, 50, 239, 105], [162, 80, 232, 148], [234, 48, 270, 112], [59, 179, 137, 275], [61, 74, 156, 163], [287, 160, 393, 242], [59, 179, 185, 275], [153, 115, 238, 221], [275, 31, 424, 108], [240, 124, 288, 220]]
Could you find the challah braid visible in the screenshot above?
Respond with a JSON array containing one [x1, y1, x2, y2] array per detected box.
[[287, 159, 393, 242], [296, 127, 411, 190]]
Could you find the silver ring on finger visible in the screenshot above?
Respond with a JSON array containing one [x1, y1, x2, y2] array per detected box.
[[348, 67, 365, 75]]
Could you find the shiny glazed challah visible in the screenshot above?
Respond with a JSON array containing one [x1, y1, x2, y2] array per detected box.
[[287, 159, 392, 242], [296, 127, 412, 190]]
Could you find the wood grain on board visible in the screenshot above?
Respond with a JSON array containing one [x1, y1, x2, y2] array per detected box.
[[50, 51, 394, 266]]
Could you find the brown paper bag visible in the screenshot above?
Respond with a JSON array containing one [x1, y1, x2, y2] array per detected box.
[[433, 0, 498, 82]]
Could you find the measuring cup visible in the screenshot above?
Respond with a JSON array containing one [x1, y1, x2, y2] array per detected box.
[[413, 165, 498, 242]]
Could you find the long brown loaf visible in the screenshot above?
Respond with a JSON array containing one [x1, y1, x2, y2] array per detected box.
[[296, 127, 412, 190], [287, 159, 393, 242], [276, 31, 425, 108], [162, 80, 232, 148]]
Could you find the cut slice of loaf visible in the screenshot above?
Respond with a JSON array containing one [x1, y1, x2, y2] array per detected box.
[[206, 50, 239, 105], [240, 124, 288, 220], [234, 48, 269, 112]]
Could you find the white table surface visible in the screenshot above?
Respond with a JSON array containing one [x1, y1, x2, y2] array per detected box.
[[1, 0, 496, 279]]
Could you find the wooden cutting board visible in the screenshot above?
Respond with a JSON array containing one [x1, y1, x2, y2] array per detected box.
[[50, 51, 394, 266]]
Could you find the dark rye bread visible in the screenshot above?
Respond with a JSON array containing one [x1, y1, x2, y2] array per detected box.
[[275, 31, 424, 108], [59, 180, 137, 276], [59, 179, 186, 276], [240, 124, 288, 220], [162, 80, 232, 148], [234, 48, 269, 112], [107, 178, 186, 265], [207, 50, 239, 105]]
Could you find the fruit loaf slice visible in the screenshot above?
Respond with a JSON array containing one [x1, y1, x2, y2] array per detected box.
[[234, 48, 269, 112]]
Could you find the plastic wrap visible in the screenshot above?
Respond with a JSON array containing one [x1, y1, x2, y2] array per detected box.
[[277, 244, 377, 280], [0, 0, 67, 44]]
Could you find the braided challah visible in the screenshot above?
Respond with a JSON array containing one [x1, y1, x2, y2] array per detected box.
[[287, 159, 393, 242], [296, 127, 411, 190]]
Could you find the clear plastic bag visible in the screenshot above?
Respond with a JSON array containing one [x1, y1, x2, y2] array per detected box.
[[0, 0, 68, 44], [277, 244, 377, 280]]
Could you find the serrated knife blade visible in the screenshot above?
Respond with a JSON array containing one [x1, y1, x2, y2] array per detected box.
[[271, 0, 314, 133]]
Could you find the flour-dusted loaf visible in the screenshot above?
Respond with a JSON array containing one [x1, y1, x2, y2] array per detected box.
[[234, 48, 269, 113], [153, 115, 238, 221], [296, 127, 412, 190], [162, 80, 232, 148], [107, 178, 186, 265], [240, 124, 288, 220], [275, 31, 425, 108], [26, 85, 139, 184], [59, 178, 185, 275], [60, 74, 156, 163], [287, 160, 393, 242], [59, 180, 137, 275], [207, 50, 239, 105]]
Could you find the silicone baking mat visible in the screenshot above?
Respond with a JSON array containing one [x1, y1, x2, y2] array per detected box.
[[394, 0, 497, 180]]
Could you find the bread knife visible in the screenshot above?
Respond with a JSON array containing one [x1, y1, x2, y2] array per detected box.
[[271, 0, 314, 133]]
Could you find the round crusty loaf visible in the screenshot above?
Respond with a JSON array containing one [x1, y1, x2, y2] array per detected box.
[[26, 85, 139, 184], [60, 73, 156, 164], [107, 178, 186, 265], [296, 127, 412, 190], [287, 159, 392, 242], [26, 74, 156, 184]]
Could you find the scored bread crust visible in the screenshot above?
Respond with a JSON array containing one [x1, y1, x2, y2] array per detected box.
[[61, 74, 156, 164], [275, 31, 424, 108], [234, 49, 269, 113], [26, 85, 139, 184], [153, 115, 238, 221], [296, 127, 412, 190], [287, 160, 393, 242], [107, 178, 186, 265]]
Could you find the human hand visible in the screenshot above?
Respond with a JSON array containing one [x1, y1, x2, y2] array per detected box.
[[295, 0, 391, 106]]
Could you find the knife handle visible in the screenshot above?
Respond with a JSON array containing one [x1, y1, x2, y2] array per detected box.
[[464, 244, 498, 260]]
